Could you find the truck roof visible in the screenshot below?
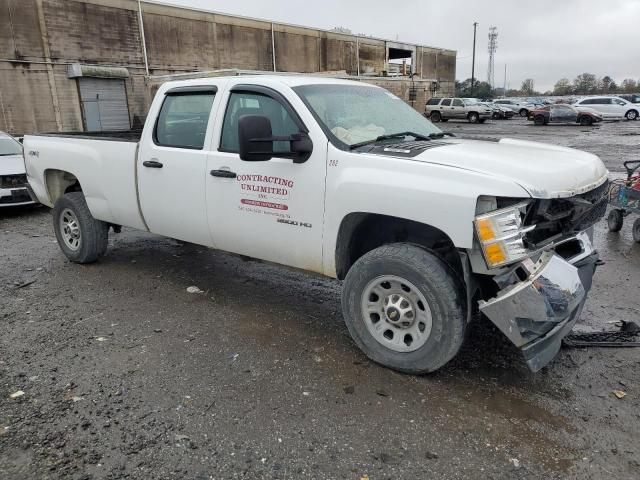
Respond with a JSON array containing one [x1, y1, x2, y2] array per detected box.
[[158, 75, 377, 91]]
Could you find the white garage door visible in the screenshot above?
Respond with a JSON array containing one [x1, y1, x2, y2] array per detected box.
[[79, 78, 130, 132]]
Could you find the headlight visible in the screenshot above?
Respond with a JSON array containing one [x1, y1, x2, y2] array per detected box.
[[474, 202, 535, 268]]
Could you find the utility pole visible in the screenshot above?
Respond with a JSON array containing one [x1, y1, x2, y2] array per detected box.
[[471, 22, 478, 96], [503, 64, 507, 98]]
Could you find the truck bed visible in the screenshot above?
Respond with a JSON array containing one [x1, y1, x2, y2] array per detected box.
[[31, 130, 143, 142]]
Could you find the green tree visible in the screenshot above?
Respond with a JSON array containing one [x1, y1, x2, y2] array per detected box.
[[455, 78, 493, 98], [621, 78, 638, 93], [573, 73, 597, 94], [553, 78, 572, 95], [521, 79, 536, 95], [600, 76, 613, 93]]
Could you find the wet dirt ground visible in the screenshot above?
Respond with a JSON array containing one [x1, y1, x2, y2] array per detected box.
[[1, 118, 640, 479]]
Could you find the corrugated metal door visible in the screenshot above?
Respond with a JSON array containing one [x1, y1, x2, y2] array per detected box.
[[79, 78, 130, 132]]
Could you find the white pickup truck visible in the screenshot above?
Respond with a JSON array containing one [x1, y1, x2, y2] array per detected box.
[[24, 76, 609, 373]]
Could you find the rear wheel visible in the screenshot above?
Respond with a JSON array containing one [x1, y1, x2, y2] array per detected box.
[[534, 115, 545, 126], [430, 111, 442, 122], [53, 192, 109, 263], [468, 112, 480, 123], [633, 218, 640, 243], [607, 209, 624, 232], [342, 244, 466, 374], [579, 116, 593, 126], [626, 109, 638, 120]]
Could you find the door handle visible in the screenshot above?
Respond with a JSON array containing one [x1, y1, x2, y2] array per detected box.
[[143, 160, 163, 168], [210, 169, 237, 178]]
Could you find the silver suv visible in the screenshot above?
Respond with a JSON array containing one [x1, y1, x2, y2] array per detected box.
[[425, 98, 493, 123]]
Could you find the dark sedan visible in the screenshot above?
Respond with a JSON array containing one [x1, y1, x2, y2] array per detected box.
[[528, 104, 603, 126]]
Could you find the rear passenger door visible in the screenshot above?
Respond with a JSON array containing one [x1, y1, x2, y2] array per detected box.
[[451, 99, 465, 119], [439, 98, 452, 118], [138, 85, 220, 246]]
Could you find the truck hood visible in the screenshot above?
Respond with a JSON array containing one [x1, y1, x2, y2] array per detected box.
[[409, 138, 608, 199], [0, 154, 26, 176]]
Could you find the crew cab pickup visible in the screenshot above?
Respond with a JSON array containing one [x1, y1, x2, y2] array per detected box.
[[24, 76, 609, 373]]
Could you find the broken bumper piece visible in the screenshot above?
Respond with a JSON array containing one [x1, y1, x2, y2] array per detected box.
[[479, 233, 598, 372]]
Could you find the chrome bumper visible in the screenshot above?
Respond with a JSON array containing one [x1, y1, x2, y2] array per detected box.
[[479, 232, 598, 371]]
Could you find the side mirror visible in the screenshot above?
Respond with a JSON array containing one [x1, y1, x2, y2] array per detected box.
[[238, 115, 273, 162], [238, 114, 313, 163]]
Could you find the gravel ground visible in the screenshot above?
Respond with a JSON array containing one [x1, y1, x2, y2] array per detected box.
[[1, 117, 640, 480]]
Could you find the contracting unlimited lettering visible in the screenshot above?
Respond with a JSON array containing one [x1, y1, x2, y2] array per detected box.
[[237, 175, 294, 197]]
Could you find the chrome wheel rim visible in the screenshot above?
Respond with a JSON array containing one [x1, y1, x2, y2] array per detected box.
[[60, 208, 81, 251], [361, 275, 433, 352]]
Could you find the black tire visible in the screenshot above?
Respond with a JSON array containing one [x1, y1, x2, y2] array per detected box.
[[579, 116, 593, 126], [478, 118, 487, 124], [492, 112, 500, 120], [607, 209, 624, 232], [519, 108, 529, 117], [53, 192, 109, 263], [440, 118, 449, 122], [626, 109, 638, 121], [430, 111, 442, 122], [468, 112, 480, 123], [633, 218, 640, 243], [342, 244, 466, 374], [534, 115, 545, 126]]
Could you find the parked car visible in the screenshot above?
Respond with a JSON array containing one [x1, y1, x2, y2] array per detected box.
[[528, 104, 603, 126], [0, 131, 37, 207], [484, 102, 515, 119], [491, 99, 535, 117], [425, 97, 492, 123], [619, 94, 640, 105], [24, 76, 608, 373], [572, 96, 638, 120]]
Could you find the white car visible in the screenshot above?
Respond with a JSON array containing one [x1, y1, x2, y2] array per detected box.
[[24, 76, 608, 373], [0, 132, 36, 207], [572, 96, 639, 120]]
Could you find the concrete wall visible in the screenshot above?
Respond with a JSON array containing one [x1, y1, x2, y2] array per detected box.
[[0, 0, 456, 135]]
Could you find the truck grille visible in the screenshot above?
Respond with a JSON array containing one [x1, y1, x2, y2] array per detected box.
[[1, 174, 27, 189], [524, 180, 609, 248]]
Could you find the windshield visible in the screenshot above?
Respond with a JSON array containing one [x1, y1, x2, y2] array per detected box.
[[293, 84, 442, 148], [0, 135, 22, 156]]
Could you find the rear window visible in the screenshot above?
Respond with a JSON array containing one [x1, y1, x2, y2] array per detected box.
[[426, 98, 441, 106], [154, 92, 216, 149]]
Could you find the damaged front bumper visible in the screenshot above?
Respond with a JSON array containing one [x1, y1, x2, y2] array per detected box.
[[479, 231, 598, 371]]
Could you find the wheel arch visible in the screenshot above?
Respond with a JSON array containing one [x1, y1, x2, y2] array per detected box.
[[44, 169, 83, 205], [334, 212, 463, 280]]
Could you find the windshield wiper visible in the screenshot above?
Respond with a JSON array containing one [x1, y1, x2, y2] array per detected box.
[[428, 132, 456, 139], [349, 131, 431, 150]]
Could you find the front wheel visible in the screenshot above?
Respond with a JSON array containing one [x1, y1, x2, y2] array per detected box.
[[53, 192, 109, 263], [519, 108, 529, 117], [579, 116, 593, 126], [626, 109, 638, 121], [534, 115, 545, 126], [341, 244, 466, 374], [607, 209, 624, 232]]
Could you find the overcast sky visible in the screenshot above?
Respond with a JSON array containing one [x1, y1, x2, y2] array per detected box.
[[158, 0, 639, 92]]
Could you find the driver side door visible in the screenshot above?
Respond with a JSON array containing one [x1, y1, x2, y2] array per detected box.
[[206, 85, 327, 272]]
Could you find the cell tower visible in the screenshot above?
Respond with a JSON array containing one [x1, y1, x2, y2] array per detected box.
[[487, 26, 498, 89]]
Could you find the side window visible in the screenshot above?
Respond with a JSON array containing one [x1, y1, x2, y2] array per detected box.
[[452, 99, 464, 107], [154, 92, 215, 149], [220, 92, 300, 153], [614, 99, 626, 105], [441, 99, 452, 106], [426, 98, 440, 106]]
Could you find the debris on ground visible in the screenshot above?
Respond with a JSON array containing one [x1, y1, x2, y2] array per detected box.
[[563, 329, 640, 347], [612, 390, 627, 399], [186, 286, 204, 294], [9, 390, 25, 399], [376, 389, 389, 397], [509, 458, 521, 469], [14, 279, 37, 289]]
